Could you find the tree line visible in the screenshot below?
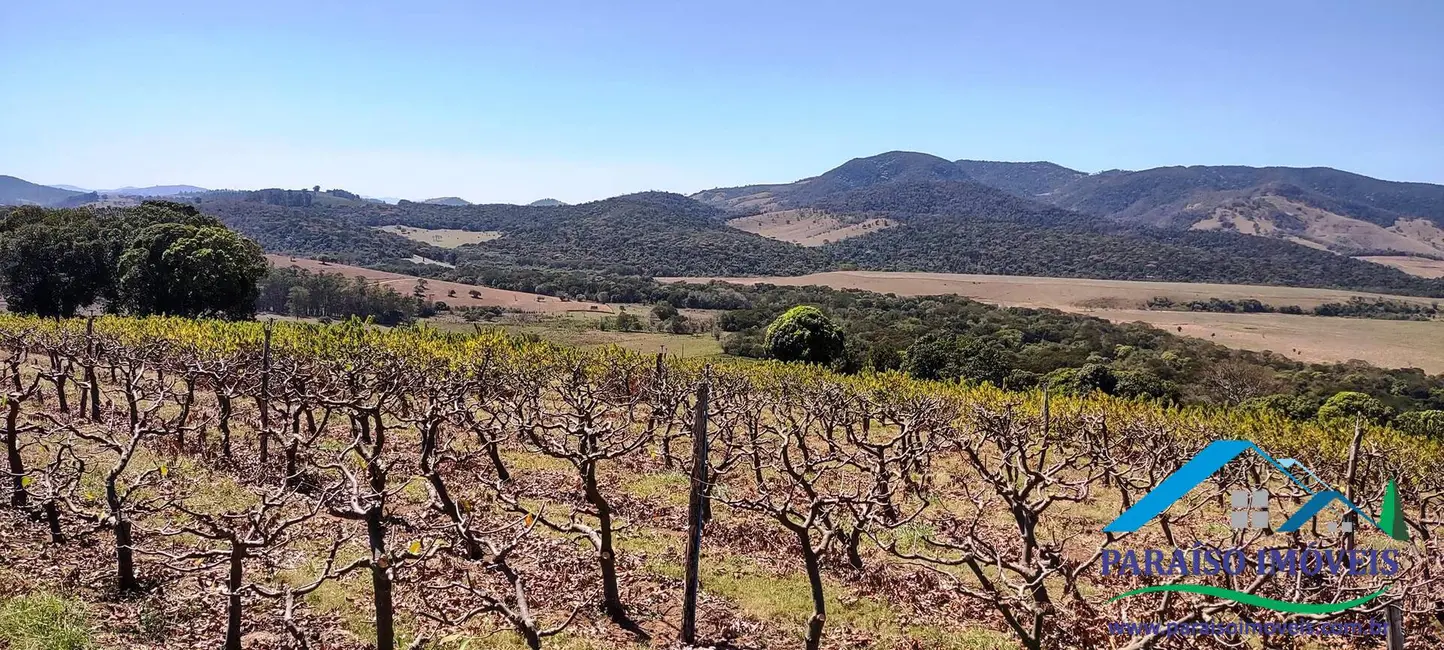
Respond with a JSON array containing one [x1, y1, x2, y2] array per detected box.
[[1146, 295, 1440, 321]]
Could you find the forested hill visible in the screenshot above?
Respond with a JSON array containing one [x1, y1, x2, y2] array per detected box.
[[188, 177, 1444, 296], [1020, 165, 1444, 233], [693, 153, 1444, 296], [695, 151, 1444, 228], [691, 151, 971, 212], [196, 191, 826, 277], [939, 158, 1444, 256], [199, 199, 445, 265]]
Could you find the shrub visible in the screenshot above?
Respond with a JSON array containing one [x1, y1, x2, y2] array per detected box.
[[1240, 394, 1318, 420], [1395, 410, 1444, 438], [764, 306, 845, 365]]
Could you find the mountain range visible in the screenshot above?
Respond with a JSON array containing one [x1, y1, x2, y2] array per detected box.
[[7, 152, 1444, 295], [40, 183, 209, 197], [694, 152, 1444, 257]]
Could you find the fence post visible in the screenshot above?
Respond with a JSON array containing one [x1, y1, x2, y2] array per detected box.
[[85, 315, 100, 421], [1386, 603, 1405, 650], [259, 320, 273, 464], [1342, 416, 1364, 549], [680, 377, 710, 645]]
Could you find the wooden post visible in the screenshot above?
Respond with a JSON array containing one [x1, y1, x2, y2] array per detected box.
[[680, 378, 710, 646], [258, 321, 273, 465], [1386, 602, 1405, 650], [85, 316, 100, 421], [1342, 416, 1364, 549]]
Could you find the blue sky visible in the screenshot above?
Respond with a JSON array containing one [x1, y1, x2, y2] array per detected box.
[[2, 0, 1441, 203]]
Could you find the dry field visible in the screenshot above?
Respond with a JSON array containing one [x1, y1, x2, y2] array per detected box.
[[375, 225, 502, 248], [663, 270, 1444, 372], [726, 210, 896, 246], [664, 270, 1438, 310], [267, 254, 611, 313], [1100, 309, 1444, 372], [1358, 255, 1444, 278]]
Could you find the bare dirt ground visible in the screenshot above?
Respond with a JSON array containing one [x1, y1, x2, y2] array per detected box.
[[663, 271, 1444, 372], [374, 225, 502, 248], [726, 210, 896, 246], [1358, 255, 1444, 278], [267, 255, 611, 313]]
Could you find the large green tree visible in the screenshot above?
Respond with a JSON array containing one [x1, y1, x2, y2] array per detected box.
[[116, 220, 267, 320], [1316, 391, 1394, 425], [0, 207, 110, 318], [765, 305, 845, 365]]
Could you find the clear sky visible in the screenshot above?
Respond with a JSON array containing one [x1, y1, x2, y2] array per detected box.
[[2, 0, 1441, 203]]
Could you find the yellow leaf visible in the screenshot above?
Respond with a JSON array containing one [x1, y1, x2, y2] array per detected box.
[[159, 464, 169, 478], [408, 540, 422, 555]]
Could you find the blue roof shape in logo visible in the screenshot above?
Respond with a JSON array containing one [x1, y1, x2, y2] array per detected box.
[[1102, 440, 1384, 535]]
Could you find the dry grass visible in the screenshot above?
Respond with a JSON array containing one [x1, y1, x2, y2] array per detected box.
[[662, 270, 1437, 310], [1100, 308, 1444, 372], [266, 255, 611, 314], [374, 225, 501, 248], [1189, 193, 1444, 256], [1358, 255, 1444, 278], [726, 210, 896, 246], [662, 271, 1444, 372]]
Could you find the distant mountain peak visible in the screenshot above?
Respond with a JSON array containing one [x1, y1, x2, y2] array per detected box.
[[423, 197, 472, 206], [818, 151, 970, 185], [527, 198, 567, 207], [104, 185, 208, 197]]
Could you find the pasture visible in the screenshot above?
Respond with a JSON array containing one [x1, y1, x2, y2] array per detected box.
[[375, 224, 502, 248], [1359, 255, 1444, 278], [726, 210, 896, 246]]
